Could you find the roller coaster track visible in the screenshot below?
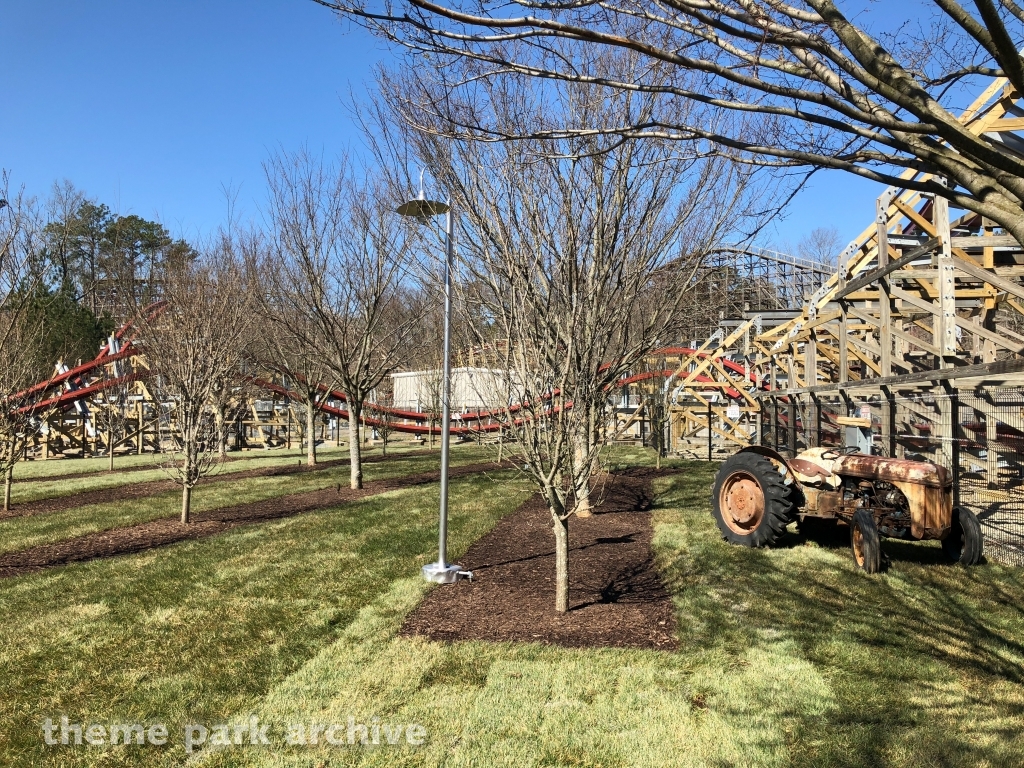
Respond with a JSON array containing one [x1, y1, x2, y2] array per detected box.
[[16, 80, 1024, 459], [10, 310, 759, 448]]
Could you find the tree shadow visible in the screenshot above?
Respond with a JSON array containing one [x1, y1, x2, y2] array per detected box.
[[656, 469, 1024, 766]]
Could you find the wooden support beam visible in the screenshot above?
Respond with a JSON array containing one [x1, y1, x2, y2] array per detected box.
[[834, 238, 940, 300], [957, 313, 1024, 355], [953, 255, 1024, 303], [950, 235, 1020, 248], [846, 305, 941, 357], [878, 192, 895, 381], [760, 357, 1024, 397], [890, 285, 940, 316], [838, 261, 849, 384]]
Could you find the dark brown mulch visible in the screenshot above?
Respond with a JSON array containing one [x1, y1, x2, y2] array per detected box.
[[0, 461, 503, 579], [1, 451, 416, 521], [401, 467, 680, 651]]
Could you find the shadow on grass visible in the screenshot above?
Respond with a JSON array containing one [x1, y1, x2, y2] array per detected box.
[[654, 462, 1024, 767]]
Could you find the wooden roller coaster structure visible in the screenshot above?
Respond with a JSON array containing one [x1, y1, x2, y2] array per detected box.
[[659, 76, 1024, 545], [11, 78, 1024, 494]]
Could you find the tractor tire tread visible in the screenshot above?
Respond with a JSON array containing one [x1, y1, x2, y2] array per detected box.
[[943, 506, 984, 566], [713, 452, 796, 548], [851, 508, 883, 574]]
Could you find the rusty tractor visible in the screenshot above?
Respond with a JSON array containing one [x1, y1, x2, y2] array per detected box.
[[712, 446, 984, 572]]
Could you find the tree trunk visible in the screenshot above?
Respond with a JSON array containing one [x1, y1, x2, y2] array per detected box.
[[3, 465, 12, 512], [107, 415, 116, 471], [574, 426, 593, 518], [215, 404, 227, 459], [551, 506, 570, 613], [181, 484, 192, 525], [575, 478, 593, 517], [306, 401, 317, 467], [348, 403, 363, 489]]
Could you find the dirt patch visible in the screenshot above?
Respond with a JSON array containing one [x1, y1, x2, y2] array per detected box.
[[0, 461, 504, 579], [1, 451, 421, 520], [401, 468, 679, 650]]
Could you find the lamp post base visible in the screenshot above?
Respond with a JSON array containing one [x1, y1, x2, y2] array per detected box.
[[421, 562, 472, 583]]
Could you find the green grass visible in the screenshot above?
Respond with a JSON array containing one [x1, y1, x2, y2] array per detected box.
[[8, 441, 429, 504], [11, 439, 438, 482], [2, 446, 1023, 767], [599, 443, 694, 472], [202, 459, 1024, 768], [653, 467, 1024, 767], [12, 445, 354, 480], [0, 467, 534, 767], [0, 447, 494, 556]]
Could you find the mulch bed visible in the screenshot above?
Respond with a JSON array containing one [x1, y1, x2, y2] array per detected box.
[[1, 451, 416, 521], [0, 461, 502, 579], [401, 468, 680, 651]]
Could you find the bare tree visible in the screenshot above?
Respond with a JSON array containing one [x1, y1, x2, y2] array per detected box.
[[0, 178, 50, 511], [261, 149, 419, 489], [137, 250, 254, 524], [95, 355, 133, 472], [797, 226, 844, 266], [368, 378, 397, 456], [246, 271, 338, 467], [0, 327, 43, 512], [419, 359, 445, 450], [403, 299, 448, 450], [322, 1, 1024, 243], [638, 361, 672, 471], [393, 84, 761, 611]]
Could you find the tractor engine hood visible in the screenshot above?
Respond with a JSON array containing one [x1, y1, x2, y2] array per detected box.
[[835, 455, 951, 489]]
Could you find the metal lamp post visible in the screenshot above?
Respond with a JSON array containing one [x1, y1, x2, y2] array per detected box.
[[397, 190, 471, 584]]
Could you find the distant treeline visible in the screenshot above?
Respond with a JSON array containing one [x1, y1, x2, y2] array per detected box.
[[17, 181, 198, 373]]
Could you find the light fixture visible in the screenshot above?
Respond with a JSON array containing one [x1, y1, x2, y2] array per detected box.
[[396, 178, 470, 585]]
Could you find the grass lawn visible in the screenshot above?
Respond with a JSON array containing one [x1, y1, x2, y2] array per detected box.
[[0, 447, 493, 556], [1, 447, 1022, 767], [0, 452, 531, 768], [7, 441, 429, 505]]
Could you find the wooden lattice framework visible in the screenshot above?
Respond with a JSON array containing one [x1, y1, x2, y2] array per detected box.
[[667, 77, 1024, 476]]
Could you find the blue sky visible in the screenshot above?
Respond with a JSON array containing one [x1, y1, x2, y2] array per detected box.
[[1, 1, 386, 242], [0, 1, 925, 253]]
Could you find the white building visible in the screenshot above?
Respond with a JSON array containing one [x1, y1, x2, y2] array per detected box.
[[391, 367, 510, 413]]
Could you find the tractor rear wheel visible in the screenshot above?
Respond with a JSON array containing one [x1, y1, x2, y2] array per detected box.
[[850, 508, 883, 574], [942, 506, 984, 566], [712, 452, 795, 547]]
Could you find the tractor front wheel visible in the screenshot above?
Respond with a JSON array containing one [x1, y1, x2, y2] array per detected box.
[[942, 506, 984, 566], [712, 452, 795, 547], [850, 508, 883, 574]]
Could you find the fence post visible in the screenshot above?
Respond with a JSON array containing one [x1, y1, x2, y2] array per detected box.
[[813, 395, 822, 448], [755, 403, 763, 447], [707, 400, 713, 462], [788, 397, 797, 456], [773, 397, 780, 452], [947, 384, 962, 509]]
